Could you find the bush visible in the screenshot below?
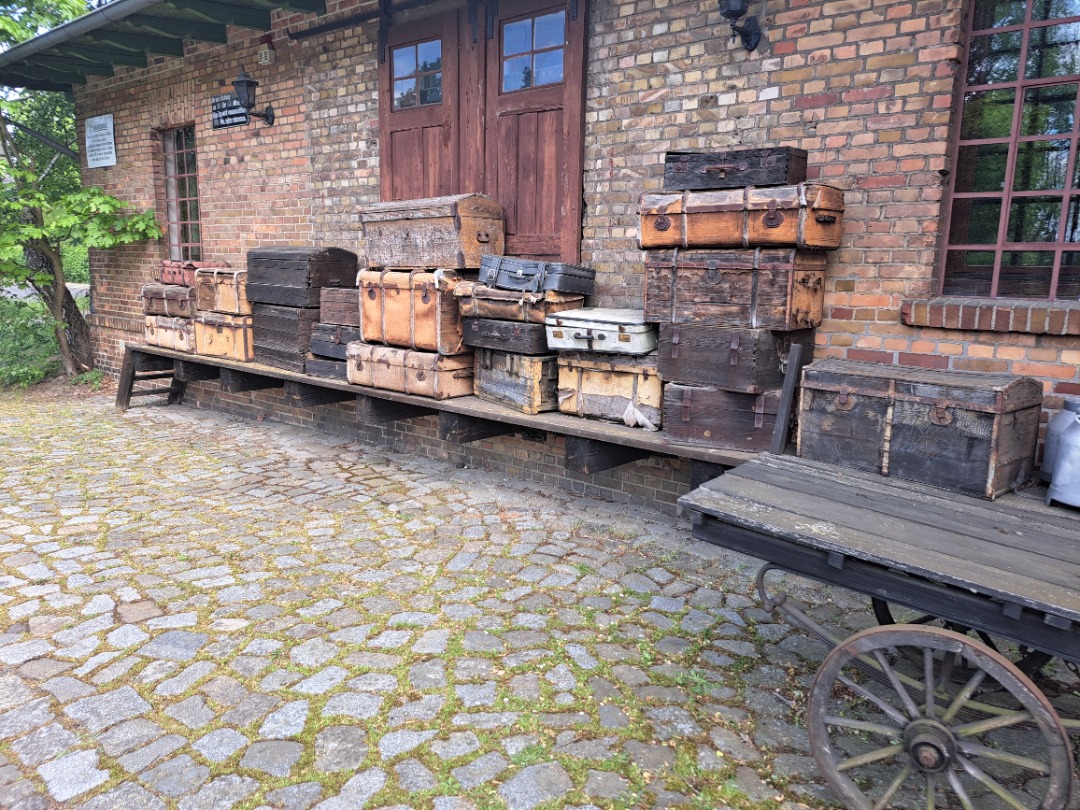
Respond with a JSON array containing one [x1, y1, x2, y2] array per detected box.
[[0, 297, 62, 387], [61, 243, 90, 284]]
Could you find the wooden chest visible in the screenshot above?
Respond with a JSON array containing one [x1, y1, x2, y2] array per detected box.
[[194, 312, 253, 361], [345, 342, 474, 400], [143, 316, 194, 353], [305, 356, 349, 382], [645, 249, 826, 330], [309, 323, 364, 360], [557, 351, 662, 430], [474, 349, 559, 414], [252, 304, 320, 373], [546, 309, 658, 356], [360, 194, 505, 269], [454, 282, 584, 324], [320, 288, 361, 328], [247, 247, 358, 308], [639, 184, 844, 250], [664, 147, 808, 191], [658, 324, 815, 392], [798, 360, 1044, 499], [462, 319, 548, 355], [195, 268, 251, 315], [663, 384, 779, 451], [142, 283, 196, 318], [359, 269, 465, 355]]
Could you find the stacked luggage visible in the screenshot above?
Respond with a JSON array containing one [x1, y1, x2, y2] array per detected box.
[[143, 259, 231, 353], [305, 288, 362, 381], [193, 266, 253, 360], [638, 147, 844, 451]]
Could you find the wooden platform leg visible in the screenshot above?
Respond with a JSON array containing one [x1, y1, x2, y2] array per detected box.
[[564, 436, 651, 474], [115, 346, 137, 411]]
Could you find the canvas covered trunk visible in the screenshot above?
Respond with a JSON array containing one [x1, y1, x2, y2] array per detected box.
[[144, 315, 194, 353], [345, 342, 474, 399], [478, 255, 596, 295], [194, 312, 253, 361], [545, 309, 658, 355], [320, 287, 362, 327], [474, 349, 559, 414], [252, 304, 320, 372], [557, 351, 662, 430], [195, 268, 251, 315], [462, 318, 548, 355], [360, 194, 505, 269], [454, 282, 584, 324], [246, 247, 358, 308], [798, 359, 1044, 499], [358, 269, 466, 355], [658, 324, 815, 392], [645, 249, 826, 331], [639, 183, 844, 250], [142, 283, 196, 318], [663, 384, 780, 451], [309, 323, 364, 360], [663, 147, 808, 191]]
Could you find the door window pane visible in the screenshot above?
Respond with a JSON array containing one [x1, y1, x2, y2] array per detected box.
[[1022, 83, 1077, 134], [968, 31, 1022, 85], [504, 19, 531, 56], [998, 250, 1055, 296], [955, 143, 1010, 192], [393, 47, 416, 78], [502, 12, 566, 93], [392, 40, 442, 109], [534, 49, 564, 86], [394, 78, 417, 109], [417, 40, 441, 71], [533, 11, 565, 49], [961, 89, 1016, 139], [1007, 197, 1063, 240], [949, 198, 1003, 243], [503, 55, 532, 91]]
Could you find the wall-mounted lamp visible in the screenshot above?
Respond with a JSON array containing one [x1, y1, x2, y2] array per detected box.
[[232, 69, 275, 126], [719, 0, 763, 52]]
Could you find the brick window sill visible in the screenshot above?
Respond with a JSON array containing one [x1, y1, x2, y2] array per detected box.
[[901, 297, 1080, 335]]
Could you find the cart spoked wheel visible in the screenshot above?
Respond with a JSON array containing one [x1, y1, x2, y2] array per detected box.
[[808, 625, 1071, 810], [870, 598, 1053, 680]]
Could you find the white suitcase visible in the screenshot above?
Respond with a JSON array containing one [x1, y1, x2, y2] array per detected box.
[[544, 308, 657, 355]]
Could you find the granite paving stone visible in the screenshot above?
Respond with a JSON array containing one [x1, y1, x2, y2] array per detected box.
[[313, 725, 367, 772], [192, 728, 248, 763], [36, 749, 109, 801], [239, 741, 303, 778]]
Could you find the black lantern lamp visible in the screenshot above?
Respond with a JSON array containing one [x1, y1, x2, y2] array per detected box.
[[232, 69, 275, 126], [719, 0, 763, 52]]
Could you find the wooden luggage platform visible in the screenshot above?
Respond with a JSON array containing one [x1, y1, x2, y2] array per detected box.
[[116, 344, 757, 479]]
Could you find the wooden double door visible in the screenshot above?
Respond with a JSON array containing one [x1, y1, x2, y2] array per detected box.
[[378, 0, 587, 263]]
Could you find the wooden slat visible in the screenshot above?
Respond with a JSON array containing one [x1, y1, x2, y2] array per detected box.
[[220, 369, 283, 393], [438, 412, 513, 444], [356, 395, 435, 424], [174, 360, 220, 382], [283, 381, 355, 408], [564, 436, 650, 474]]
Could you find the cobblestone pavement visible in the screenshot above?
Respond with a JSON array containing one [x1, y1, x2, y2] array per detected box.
[[0, 391, 1077, 810]]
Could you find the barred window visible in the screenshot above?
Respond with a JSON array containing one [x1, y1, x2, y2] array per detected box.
[[163, 126, 202, 262]]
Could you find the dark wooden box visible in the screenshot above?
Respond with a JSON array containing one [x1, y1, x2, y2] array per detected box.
[[663, 384, 780, 451], [658, 324, 814, 392], [645, 249, 826, 331], [309, 323, 364, 360], [253, 304, 320, 372], [663, 147, 807, 191], [798, 359, 1043, 499], [247, 247, 358, 308], [320, 288, 361, 327], [462, 318, 548, 355], [304, 355, 349, 381]]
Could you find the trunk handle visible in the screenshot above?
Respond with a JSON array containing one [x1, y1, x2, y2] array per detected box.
[[729, 333, 741, 366]]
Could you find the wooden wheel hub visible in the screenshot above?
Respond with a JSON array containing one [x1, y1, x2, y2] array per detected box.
[[903, 720, 955, 773]]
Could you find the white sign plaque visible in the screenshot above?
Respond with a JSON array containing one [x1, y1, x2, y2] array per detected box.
[[85, 114, 116, 168]]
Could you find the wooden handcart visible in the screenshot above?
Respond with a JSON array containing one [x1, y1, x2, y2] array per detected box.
[[680, 454, 1080, 810]]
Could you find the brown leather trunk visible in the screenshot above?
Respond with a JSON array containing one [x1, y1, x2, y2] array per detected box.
[[346, 342, 474, 399], [142, 284, 196, 318], [474, 349, 559, 414], [358, 269, 466, 355], [159, 259, 231, 286], [663, 384, 780, 451], [144, 315, 195, 352], [454, 281, 584, 324], [195, 269, 251, 315], [194, 312, 253, 361], [557, 352, 662, 430], [320, 288, 362, 327]]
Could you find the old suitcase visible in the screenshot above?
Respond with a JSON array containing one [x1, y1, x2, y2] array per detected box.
[[305, 356, 349, 382], [345, 342, 474, 399], [143, 315, 194, 353], [454, 282, 584, 324], [462, 318, 548, 355], [194, 312, 253, 361], [474, 349, 559, 414], [663, 147, 808, 191], [557, 351, 662, 430], [309, 323, 364, 361], [798, 359, 1044, 499], [320, 288, 362, 328], [639, 184, 844, 250], [546, 309, 658, 356], [663, 384, 780, 451], [142, 283, 197, 318], [658, 324, 815, 392], [358, 269, 465, 355], [253, 304, 320, 372], [246, 247, 358, 308], [360, 194, 505, 269], [195, 268, 251, 315], [478, 255, 596, 295], [159, 259, 231, 287], [645, 249, 826, 330]]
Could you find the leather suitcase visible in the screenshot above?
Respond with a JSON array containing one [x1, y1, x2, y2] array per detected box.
[[360, 194, 505, 269], [143, 315, 194, 353], [474, 349, 559, 414], [320, 288, 361, 328], [305, 356, 349, 381], [195, 268, 250, 315], [546, 309, 657, 356], [345, 342, 474, 399], [462, 318, 548, 355], [557, 351, 662, 430], [253, 304, 320, 372], [664, 147, 808, 191], [310, 323, 364, 360], [663, 384, 780, 451], [645, 249, 826, 331], [454, 282, 584, 324], [358, 269, 465, 355], [159, 259, 231, 287], [478, 255, 596, 295], [639, 183, 844, 250], [142, 284, 196, 318], [247, 247, 358, 308], [658, 325, 815, 392], [194, 312, 253, 361]]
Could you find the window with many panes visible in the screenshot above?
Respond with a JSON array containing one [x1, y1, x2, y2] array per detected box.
[[392, 39, 443, 109], [501, 10, 565, 93], [944, 0, 1080, 299], [163, 126, 202, 261]]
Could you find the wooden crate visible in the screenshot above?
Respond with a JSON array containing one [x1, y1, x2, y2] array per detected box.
[[253, 304, 320, 373], [664, 147, 808, 191], [474, 349, 559, 414], [557, 351, 662, 430], [320, 287, 361, 327], [305, 356, 349, 381], [195, 268, 250, 315], [309, 323, 364, 360], [663, 384, 779, 451], [358, 269, 466, 355], [247, 247, 358, 308], [194, 312, 253, 361], [658, 324, 814, 392]]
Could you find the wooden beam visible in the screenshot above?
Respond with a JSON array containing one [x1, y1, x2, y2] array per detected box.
[[769, 342, 804, 455], [219, 368, 282, 393], [133, 352, 175, 372], [283, 380, 355, 408], [174, 360, 221, 382], [162, 0, 272, 29], [0, 63, 87, 85], [564, 435, 651, 474], [245, 0, 325, 14], [51, 43, 149, 67], [122, 14, 229, 42], [356, 395, 435, 424], [81, 30, 186, 56], [23, 55, 114, 76], [689, 460, 728, 490], [438, 412, 513, 444]]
